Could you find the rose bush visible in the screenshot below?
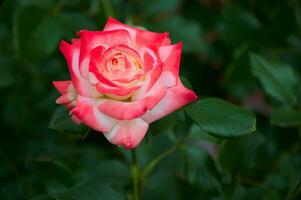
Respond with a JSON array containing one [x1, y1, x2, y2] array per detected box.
[[53, 17, 197, 149]]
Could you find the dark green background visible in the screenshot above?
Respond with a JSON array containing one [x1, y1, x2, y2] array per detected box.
[[1, 0, 301, 199]]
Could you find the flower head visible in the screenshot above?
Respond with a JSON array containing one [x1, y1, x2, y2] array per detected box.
[[53, 17, 197, 149]]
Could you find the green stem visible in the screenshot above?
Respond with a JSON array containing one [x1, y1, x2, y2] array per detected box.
[[130, 134, 190, 198], [131, 149, 139, 200], [141, 133, 190, 179]]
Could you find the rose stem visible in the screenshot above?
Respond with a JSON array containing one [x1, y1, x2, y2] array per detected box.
[[131, 148, 140, 200], [141, 133, 190, 179]]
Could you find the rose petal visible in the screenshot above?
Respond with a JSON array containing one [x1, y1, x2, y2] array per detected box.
[[96, 81, 140, 96], [78, 29, 131, 78], [71, 115, 82, 124], [59, 40, 101, 98], [98, 81, 167, 120], [70, 96, 116, 132], [159, 42, 183, 87], [53, 81, 76, 110], [136, 31, 170, 49], [142, 78, 198, 123], [103, 17, 171, 48], [103, 118, 149, 149], [53, 81, 73, 95], [56, 93, 74, 104], [131, 63, 162, 100], [89, 45, 143, 86], [142, 51, 155, 72], [88, 46, 106, 72]]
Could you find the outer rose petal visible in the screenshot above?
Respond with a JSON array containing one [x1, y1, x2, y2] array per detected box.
[[103, 118, 149, 149], [56, 94, 74, 104], [53, 80, 73, 94], [53, 81, 76, 110], [158, 42, 183, 87], [59, 40, 101, 98], [103, 17, 170, 48], [98, 82, 167, 120], [142, 79, 198, 123], [70, 96, 116, 132]]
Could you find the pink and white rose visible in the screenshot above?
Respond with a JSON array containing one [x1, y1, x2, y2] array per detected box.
[[53, 17, 197, 149]]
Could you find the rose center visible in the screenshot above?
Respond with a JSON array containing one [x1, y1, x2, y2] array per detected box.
[[111, 58, 118, 66], [99, 45, 145, 86]]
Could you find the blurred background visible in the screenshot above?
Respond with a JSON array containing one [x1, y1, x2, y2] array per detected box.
[[1, 0, 301, 199]]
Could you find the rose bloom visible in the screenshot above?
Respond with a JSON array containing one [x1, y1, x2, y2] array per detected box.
[[53, 17, 197, 149]]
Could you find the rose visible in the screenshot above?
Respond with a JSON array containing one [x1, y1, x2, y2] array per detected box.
[[53, 17, 197, 149]]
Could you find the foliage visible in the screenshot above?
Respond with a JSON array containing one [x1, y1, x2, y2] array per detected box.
[[1, 0, 301, 199]]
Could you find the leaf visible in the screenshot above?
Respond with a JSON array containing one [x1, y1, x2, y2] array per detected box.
[[186, 98, 256, 138], [218, 134, 265, 173], [250, 53, 298, 106], [286, 180, 301, 200], [48, 160, 129, 199], [31, 195, 56, 200], [218, 4, 261, 47], [151, 16, 206, 53], [143, 169, 182, 200], [0, 181, 23, 200], [262, 5, 296, 47], [149, 111, 177, 136], [18, 0, 55, 8], [189, 124, 218, 143], [180, 76, 194, 90], [13, 6, 63, 61], [271, 107, 301, 127], [182, 144, 222, 194], [32, 159, 75, 186], [49, 106, 86, 135], [57, 12, 96, 39], [53, 179, 124, 200], [0, 57, 14, 88], [141, 0, 181, 16], [224, 45, 257, 100], [77, 160, 130, 183]]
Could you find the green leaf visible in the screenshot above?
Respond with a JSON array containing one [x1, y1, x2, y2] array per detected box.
[[32, 159, 75, 186], [0, 57, 14, 88], [58, 12, 96, 39], [186, 98, 256, 138], [218, 134, 265, 173], [180, 76, 194, 90], [286, 180, 301, 200], [53, 179, 124, 200], [182, 144, 222, 194], [189, 124, 219, 143], [143, 169, 181, 200], [149, 111, 177, 136], [31, 195, 56, 200], [13, 6, 63, 61], [151, 16, 206, 53], [47, 160, 129, 199], [218, 4, 261, 47], [18, 0, 55, 8], [141, 0, 181, 16], [49, 106, 86, 135], [250, 53, 298, 106], [77, 160, 130, 183], [271, 107, 301, 127], [217, 3, 261, 47]]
